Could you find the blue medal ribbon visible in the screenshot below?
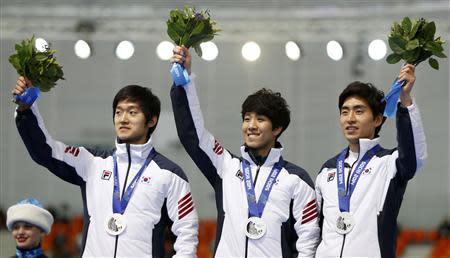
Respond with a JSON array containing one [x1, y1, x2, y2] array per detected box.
[[15, 87, 40, 106], [16, 246, 44, 258], [170, 63, 190, 86], [336, 144, 380, 212], [242, 158, 283, 217], [112, 149, 156, 214], [383, 78, 405, 118]]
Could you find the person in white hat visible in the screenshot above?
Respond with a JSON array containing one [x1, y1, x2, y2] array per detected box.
[[6, 198, 54, 258]]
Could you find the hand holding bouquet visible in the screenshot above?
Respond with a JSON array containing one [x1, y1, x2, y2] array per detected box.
[[167, 6, 220, 86], [384, 17, 446, 117]]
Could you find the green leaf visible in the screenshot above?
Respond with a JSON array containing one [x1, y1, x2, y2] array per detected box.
[[423, 21, 436, 41], [402, 17, 412, 36], [402, 49, 421, 64], [405, 39, 419, 50], [428, 58, 439, 70], [424, 41, 444, 53], [190, 22, 205, 37], [409, 20, 420, 39], [433, 51, 447, 58], [193, 44, 202, 57], [388, 36, 407, 54], [167, 26, 181, 44], [386, 53, 402, 64]]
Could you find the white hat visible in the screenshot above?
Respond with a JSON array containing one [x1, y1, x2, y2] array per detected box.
[[6, 198, 54, 234]]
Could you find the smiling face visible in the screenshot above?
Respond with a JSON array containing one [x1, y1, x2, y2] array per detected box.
[[242, 112, 282, 157], [12, 222, 44, 249], [114, 100, 156, 144], [340, 96, 383, 151]]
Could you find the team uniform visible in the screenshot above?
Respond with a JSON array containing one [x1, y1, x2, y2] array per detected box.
[[170, 75, 320, 258], [15, 105, 198, 258], [315, 102, 427, 258]]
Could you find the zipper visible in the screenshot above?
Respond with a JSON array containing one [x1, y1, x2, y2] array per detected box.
[[339, 153, 359, 258], [113, 144, 132, 258], [244, 165, 261, 258]]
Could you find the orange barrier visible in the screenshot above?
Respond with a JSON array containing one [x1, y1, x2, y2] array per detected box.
[[41, 218, 450, 258]]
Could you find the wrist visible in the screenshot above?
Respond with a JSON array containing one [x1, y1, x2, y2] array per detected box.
[[400, 93, 413, 107]]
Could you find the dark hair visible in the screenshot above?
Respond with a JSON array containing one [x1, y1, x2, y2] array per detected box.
[[338, 81, 386, 136], [112, 85, 161, 139], [241, 88, 290, 138]]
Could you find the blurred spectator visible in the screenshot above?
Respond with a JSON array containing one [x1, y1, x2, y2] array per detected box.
[[437, 217, 450, 238], [6, 198, 54, 258]]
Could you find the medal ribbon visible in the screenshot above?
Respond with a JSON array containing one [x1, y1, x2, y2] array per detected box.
[[112, 149, 156, 214], [16, 246, 44, 258], [336, 144, 380, 212], [242, 158, 283, 217], [383, 78, 405, 118]]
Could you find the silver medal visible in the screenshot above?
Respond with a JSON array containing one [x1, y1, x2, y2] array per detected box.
[[105, 213, 127, 236], [245, 217, 267, 239], [335, 212, 355, 235]]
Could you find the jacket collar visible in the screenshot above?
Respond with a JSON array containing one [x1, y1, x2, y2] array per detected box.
[[240, 143, 283, 167], [353, 137, 381, 160], [114, 136, 155, 161]]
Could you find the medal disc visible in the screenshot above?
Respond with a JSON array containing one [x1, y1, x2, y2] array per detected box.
[[335, 212, 355, 235], [105, 213, 127, 236], [245, 217, 267, 239]]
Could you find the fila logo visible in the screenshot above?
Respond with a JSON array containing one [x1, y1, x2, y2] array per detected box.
[[141, 176, 151, 184], [235, 170, 244, 180], [101, 170, 112, 180], [213, 140, 224, 155], [64, 146, 80, 157], [327, 172, 336, 182]]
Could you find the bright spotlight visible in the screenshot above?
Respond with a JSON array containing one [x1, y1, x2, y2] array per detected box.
[[327, 40, 343, 61], [115, 40, 134, 60], [285, 41, 301, 61], [156, 41, 175, 60], [241, 41, 261, 62], [74, 40, 92, 59], [368, 39, 387, 61], [35, 37, 49, 52], [200, 42, 219, 61]]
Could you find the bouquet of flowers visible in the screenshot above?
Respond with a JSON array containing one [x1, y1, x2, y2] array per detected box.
[[9, 36, 64, 105], [167, 6, 220, 85], [384, 17, 446, 117], [167, 6, 220, 57], [9, 36, 64, 91], [386, 17, 446, 69]]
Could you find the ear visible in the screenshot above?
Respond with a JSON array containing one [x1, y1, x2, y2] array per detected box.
[[272, 127, 283, 138], [374, 114, 383, 127], [147, 116, 158, 129]]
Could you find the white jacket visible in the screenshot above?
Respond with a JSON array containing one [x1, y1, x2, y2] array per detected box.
[[315, 103, 427, 258], [170, 75, 320, 258], [15, 105, 199, 258]]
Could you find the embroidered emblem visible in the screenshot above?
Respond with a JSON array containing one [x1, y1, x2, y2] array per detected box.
[[235, 170, 244, 180], [101, 170, 112, 180], [327, 172, 336, 182], [140, 176, 151, 184]]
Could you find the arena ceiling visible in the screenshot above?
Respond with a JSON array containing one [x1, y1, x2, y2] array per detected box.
[[1, 0, 449, 42]]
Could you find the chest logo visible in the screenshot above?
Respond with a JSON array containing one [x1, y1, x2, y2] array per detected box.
[[101, 170, 112, 180], [140, 176, 151, 184], [235, 170, 244, 180], [364, 167, 373, 174], [327, 172, 336, 182]]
